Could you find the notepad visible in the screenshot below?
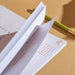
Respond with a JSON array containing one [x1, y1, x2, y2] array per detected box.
[[0, 2, 67, 75]]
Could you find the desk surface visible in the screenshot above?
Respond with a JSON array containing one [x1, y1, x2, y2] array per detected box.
[[0, 0, 75, 75]]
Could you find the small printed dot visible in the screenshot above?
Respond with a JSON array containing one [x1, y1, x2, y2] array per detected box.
[[0, 26, 10, 34], [2, 28, 4, 30], [5, 30, 7, 32], [8, 32, 10, 34]]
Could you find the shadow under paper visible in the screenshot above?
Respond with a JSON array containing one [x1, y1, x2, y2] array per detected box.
[[53, 0, 75, 39]]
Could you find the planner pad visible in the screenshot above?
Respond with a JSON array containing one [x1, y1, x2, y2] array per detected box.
[[0, 4, 67, 75]]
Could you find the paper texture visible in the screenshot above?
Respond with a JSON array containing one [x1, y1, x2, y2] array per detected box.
[[0, 5, 26, 35], [20, 33, 67, 75], [2, 18, 57, 75], [0, 2, 46, 74], [0, 2, 67, 75], [2, 33, 66, 75]]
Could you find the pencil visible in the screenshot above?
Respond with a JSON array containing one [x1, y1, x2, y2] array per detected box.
[[33, 8, 75, 35], [45, 15, 75, 35]]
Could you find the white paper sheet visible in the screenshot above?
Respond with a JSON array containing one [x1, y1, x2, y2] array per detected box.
[[0, 2, 46, 74], [0, 5, 26, 35], [0, 2, 67, 75], [20, 33, 67, 75], [2, 18, 57, 75]]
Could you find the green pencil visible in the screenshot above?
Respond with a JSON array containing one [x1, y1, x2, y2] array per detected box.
[[32, 8, 75, 35], [45, 15, 75, 35]]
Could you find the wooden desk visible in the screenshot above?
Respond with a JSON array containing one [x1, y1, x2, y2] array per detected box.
[[0, 0, 75, 75]]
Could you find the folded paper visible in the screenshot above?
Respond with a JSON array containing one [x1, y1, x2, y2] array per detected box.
[[0, 2, 67, 75]]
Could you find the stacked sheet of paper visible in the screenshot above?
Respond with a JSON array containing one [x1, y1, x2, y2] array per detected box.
[[0, 2, 67, 75]]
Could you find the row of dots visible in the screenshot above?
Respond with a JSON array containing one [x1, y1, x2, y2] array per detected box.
[[0, 26, 10, 34]]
